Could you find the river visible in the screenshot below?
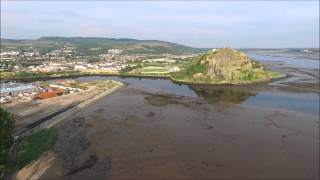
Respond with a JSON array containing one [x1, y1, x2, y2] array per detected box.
[[17, 52, 319, 179], [73, 51, 319, 116]]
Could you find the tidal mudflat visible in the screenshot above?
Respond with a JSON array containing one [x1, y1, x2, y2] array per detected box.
[[18, 85, 318, 179], [15, 53, 319, 179]]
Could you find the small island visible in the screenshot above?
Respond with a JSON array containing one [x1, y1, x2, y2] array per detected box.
[[171, 48, 282, 84]]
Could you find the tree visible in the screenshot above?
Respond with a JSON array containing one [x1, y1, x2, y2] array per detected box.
[[0, 108, 15, 176]]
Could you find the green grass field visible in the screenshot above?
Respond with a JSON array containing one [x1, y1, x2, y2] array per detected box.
[[141, 67, 169, 73], [16, 128, 57, 169]]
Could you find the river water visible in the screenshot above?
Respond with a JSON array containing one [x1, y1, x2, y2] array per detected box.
[[33, 52, 319, 179], [246, 51, 319, 69], [74, 52, 319, 116]]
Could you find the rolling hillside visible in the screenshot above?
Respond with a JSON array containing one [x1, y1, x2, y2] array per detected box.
[[1, 37, 209, 55]]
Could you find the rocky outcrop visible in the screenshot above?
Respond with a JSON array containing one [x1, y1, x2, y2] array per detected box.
[[171, 48, 281, 84], [197, 48, 271, 83], [200, 48, 249, 80]]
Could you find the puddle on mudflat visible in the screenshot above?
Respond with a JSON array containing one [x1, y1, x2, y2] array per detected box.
[[190, 85, 258, 104]]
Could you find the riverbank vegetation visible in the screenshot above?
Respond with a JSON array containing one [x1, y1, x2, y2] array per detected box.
[[0, 70, 83, 80], [0, 108, 15, 178], [0, 108, 58, 177], [1, 49, 282, 85], [16, 128, 57, 169], [171, 54, 208, 82], [78, 80, 121, 91]]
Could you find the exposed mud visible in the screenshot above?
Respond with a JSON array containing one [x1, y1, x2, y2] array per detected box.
[[10, 56, 319, 179], [66, 155, 98, 176], [144, 94, 191, 107], [264, 63, 319, 93], [23, 84, 319, 179]]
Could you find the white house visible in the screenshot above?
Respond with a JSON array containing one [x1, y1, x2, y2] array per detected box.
[[74, 65, 87, 70]]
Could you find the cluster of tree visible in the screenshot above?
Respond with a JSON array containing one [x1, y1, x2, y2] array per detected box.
[[14, 70, 81, 79], [0, 108, 59, 178], [171, 54, 207, 79], [15, 71, 49, 78], [119, 64, 142, 74], [0, 108, 15, 177]]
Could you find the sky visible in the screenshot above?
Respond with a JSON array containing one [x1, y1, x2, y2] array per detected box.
[[1, 1, 319, 48]]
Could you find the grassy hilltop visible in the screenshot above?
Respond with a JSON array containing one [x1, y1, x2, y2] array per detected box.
[[172, 48, 282, 84]]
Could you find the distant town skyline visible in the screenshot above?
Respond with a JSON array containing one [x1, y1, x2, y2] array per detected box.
[[1, 1, 319, 48]]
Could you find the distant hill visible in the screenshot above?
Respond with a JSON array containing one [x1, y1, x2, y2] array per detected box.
[[1, 37, 209, 55]]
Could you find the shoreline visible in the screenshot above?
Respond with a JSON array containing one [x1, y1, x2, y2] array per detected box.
[[3, 80, 125, 179], [0, 71, 285, 87], [14, 84, 317, 179], [12, 81, 125, 138], [170, 74, 286, 86]]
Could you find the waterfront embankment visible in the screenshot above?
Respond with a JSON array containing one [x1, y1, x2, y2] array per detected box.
[[2, 80, 124, 179], [2, 80, 125, 138]]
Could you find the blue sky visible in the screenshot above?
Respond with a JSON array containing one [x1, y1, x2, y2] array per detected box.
[[1, 1, 319, 48]]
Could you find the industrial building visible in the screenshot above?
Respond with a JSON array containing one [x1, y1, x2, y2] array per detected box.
[[0, 82, 40, 97]]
